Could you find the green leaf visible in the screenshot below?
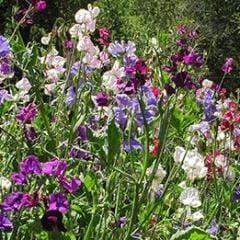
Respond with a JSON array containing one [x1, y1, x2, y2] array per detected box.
[[84, 172, 96, 192], [170, 227, 217, 240], [107, 119, 121, 164]]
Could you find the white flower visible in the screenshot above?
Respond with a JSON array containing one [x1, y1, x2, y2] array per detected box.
[[69, 24, 83, 38], [102, 61, 125, 93], [179, 187, 201, 208], [44, 83, 56, 95], [41, 33, 51, 45], [0, 176, 11, 191], [215, 154, 227, 169], [77, 36, 96, 54], [182, 150, 207, 181], [174, 146, 186, 163], [146, 164, 166, 191], [51, 56, 66, 72], [202, 79, 213, 88], [75, 9, 92, 24], [192, 210, 204, 221], [88, 4, 100, 18], [16, 77, 31, 92]]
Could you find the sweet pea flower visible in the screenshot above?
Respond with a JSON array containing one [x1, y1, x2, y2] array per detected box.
[[20, 155, 42, 176], [179, 187, 201, 208], [16, 103, 37, 124], [42, 159, 67, 177], [58, 176, 81, 193], [0, 176, 11, 190], [48, 193, 68, 213], [0, 214, 13, 232]]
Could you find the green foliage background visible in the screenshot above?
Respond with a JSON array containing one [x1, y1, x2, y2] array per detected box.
[[1, 0, 240, 89]]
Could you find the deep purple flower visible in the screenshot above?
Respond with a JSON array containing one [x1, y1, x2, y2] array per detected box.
[[206, 219, 218, 236], [34, 0, 47, 11], [58, 176, 81, 193], [1, 192, 28, 212], [16, 103, 37, 124], [64, 40, 73, 49], [0, 36, 10, 58], [66, 86, 75, 106], [0, 214, 13, 232], [171, 71, 194, 89], [164, 84, 175, 96], [122, 137, 142, 152], [95, 91, 109, 106], [20, 155, 42, 176], [232, 186, 240, 202], [77, 125, 88, 142], [41, 210, 66, 232], [68, 148, 89, 160], [10, 172, 26, 185], [0, 62, 11, 74], [48, 193, 68, 213], [222, 57, 233, 73], [171, 52, 184, 64], [176, 38, 187, 47], [42, 159, 67, 177], [24, 126, 37, 141]]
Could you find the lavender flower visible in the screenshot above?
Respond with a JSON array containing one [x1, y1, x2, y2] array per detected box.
[[66, 86, 76, 106], [122, 137, 142, 152], [48, 193, 68, 213], [0, 214, 13, 232], [0, 36, 10, 58], [0, 90, 11, 104], [77, 125, 88, 142], [206, 219, 219, 236]]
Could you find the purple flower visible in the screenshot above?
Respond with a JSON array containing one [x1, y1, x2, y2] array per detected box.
[[16, 103, 37, 124], [66, 86, 75, 106], [41, 210, 66, 232], [232, 186, 240, 202], [115, 94, 131, 108], [0, 62, 11, 74], [222, 57, 233, 73], [206, 219, 218, 236], [48, 193, 68, 213], [113, 107, 127, 129], [0, 36, 10, 58], [0, 214, 13, 232], [122, 137, 142, 152], [161, 64, 177, 73], [176, 38, 187, 47], [10, 172, 26, 185], [95, 91, 109, 106], [183, 51, 203, 67], [64, 40, 73, 49], [34, 0, 47, 11], [164, 84, 175, 96], [43, 159, 67, 177], [58, 176, 81, 193], [77, 125, 88, 142], [178, 25, 187, 34], [24, 127, 37, 141], [118, 216, 127, 228], [1, 192, 28, 212], [20, 155, 42, 176], [68, 148, 89, 160], [171, 71, 194, 89]]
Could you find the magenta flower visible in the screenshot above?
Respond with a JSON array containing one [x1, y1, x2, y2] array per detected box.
[[222, 57, 233, 73], [34, 0, 47, 11], [20, 155, 42, 176], [95, 91, 109, 106], [58, 176, 81, 193], [16, 103, 37, 124], [0, 214, 13, 232], [64, 40, 73, 49], [24, 127, 37, 141], [48, 193, 68, 213], [1, 192, 28, 212], [42, 159, 67, 177]]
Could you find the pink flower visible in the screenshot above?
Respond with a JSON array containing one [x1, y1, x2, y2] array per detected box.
[[35, 0, 47, 11]]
